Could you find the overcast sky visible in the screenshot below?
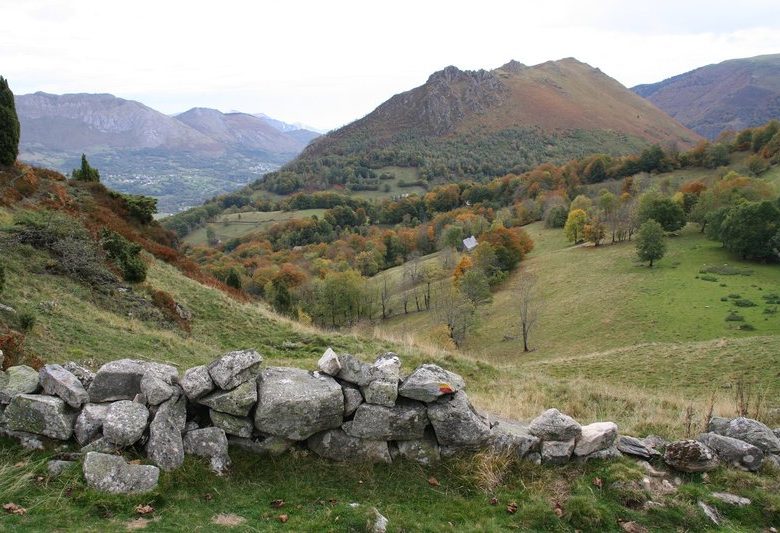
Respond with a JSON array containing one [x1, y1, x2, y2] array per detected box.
[[2, 0, 780, 131]]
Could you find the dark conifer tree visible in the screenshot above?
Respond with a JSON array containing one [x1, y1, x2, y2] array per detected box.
[[0, 76, 20, 166]]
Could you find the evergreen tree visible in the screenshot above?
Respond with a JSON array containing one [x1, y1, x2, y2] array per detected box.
[[636, 220, 666, 267], [0, 76, 20, 166], [72, 154, 101, 182], [225, 269, 242, 290]]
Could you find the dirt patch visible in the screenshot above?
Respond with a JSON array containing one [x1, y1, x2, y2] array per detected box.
[[211, 514, 247, 527]]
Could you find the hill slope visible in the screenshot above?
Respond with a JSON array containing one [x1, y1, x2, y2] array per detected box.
[[633, 54, 780, 139]]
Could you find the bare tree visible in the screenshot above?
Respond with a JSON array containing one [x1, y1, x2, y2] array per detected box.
[[379, 277, 391, 319], [435, 284, 477, 348], [516, 271, 540, 353]]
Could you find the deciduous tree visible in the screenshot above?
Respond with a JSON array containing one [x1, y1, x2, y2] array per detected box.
[[635, 220, 666, 267]]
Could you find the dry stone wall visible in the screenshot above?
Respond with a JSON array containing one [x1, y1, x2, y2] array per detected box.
[[1, 349, 778, 494]]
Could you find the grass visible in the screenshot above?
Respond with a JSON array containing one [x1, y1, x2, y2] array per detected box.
[[183, 208, 326, 246], [351, 167, 428, 200]]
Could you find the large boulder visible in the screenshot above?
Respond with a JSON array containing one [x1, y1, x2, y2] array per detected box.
[[74, 403, 109, 445], [541, 439, 576, 465], [573, 422, 618, 457], [398, 364, 465, 403], [198, 380, 256, 417], [146, 394, 187, 471], [210, 409, 253, 438], [88, 360, 177, 402], [344, 400, 428, 441], [103, 400, 150, 447], [528, 409, 582, 441], [83, 452, 159, 494], [307, 428, 392, 463], [664, 440, 719, 472], [724, 417, 780, 455], [0, 365, 40, 403], [697, 432, 764, 472], [617, 435, 661, 459], [183, 427, 231, 473], [426, 391, 491, 448], [254, 367, 343, 440], [207, 349, 263, 390], [4, 394, 76, 440], [39, 364, 89, 408], [490, 420, 541, 458], [180, 365, 214, 400]]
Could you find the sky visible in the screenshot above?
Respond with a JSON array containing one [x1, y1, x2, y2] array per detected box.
[[2, 0, 780, 132]]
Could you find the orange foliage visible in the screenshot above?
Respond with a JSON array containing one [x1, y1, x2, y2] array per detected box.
[[453, 255, 473, 281]]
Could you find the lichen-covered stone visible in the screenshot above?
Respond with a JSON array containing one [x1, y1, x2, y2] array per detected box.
[[83, 452, 159, 494], [396, 431, 441, 465], [317, 348, 341, 375], [541, 439, 576, 465], [207, 349, 262, 390], [74, 403, 109, 445], [617, 435, 661, 459], [664, 440, 719, 472], [724, 417, 780, 454], [360, 379, 398, 407], [146, 394, 186, 470], [183, 427, 231, 473], [335, 354, 372, 386], [342, 383, 363, 417], [198, 380, 256, 417], [398, 364, 465, 403], [344, 400, 428, 441], [39, 364, 89, 408], [103, 400, 149, 446], [0, 365, 40, 403], [573, 422, 618, 456], [140, 371, 176, 406], [88, 360, 176, 402], [210, 409, 253, 438], [426, 391, 491, 448], [308, 428, 391, 463], [47, 459, 76, 478], [254, 367, 343, 440], [63, 362, 95, 389], [180, 365, 214, 400], [4, 394, 76, 440], [528, 409, 581, 441], [490, 420, 541, 458], [697, 432, 763, 472]]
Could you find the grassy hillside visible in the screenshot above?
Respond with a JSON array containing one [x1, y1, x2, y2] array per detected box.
[[183, 208, 326, 246]]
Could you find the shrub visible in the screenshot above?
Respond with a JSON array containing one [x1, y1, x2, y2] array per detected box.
[[17, 311, 36, 332], [543, 205, 568, 228], [725, 311, 745, 322], [699, 275, 718, 282], [728, 293, 742, 299], [101, 229, 147, 283], [699, 264, 753, 276], [739, 323, 756, 331], [733, 299, 756, 308]]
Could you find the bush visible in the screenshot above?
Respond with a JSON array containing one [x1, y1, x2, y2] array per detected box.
[[725, 311, 745, 322], [699, 275, 718, 282], [17, 310, 36, 332], [733, 299, 756, 308], [544, 205, 568, 228], [101, 229, 147, 283]]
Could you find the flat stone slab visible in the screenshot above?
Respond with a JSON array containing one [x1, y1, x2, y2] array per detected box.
[[398, 364, 465, 403], [308, 428, 391, 463], [39, 364, 89, 408], [199, 380, 257, 417], [617, 435, 661, 459], [344, 400, 428, 441], [207, 349, 263, 390], [725, 417, 780, 454], [83, 452, 159, 494], [88, 359, 177, 402], [5, 394, 76, 440], [254, 367, 343, 440], [103, 400, 150, 447]]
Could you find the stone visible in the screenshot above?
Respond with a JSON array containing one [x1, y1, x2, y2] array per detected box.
[[724, 417, 780, 454], [140, 371, 176, 406], [0, 365, 40, 403], [361, 379, 397, 407], [697, 432, 763, 471], [103, 400, 150, 447], [80, 437, 120, 454], [398, 364, 465, 403], [146, 394, 186, 471], [711, 492, 751, 506], [489, 420, 541, 458], [580, 446, 622, 462], [774, 427, 780, 440], [199, 380, 257, 417], [342, 383, 363, 417], [335, 354, 372, 386], [368, 352, 401, 382], [664, 440, 719, 472], [698, 500, 721, 526], [396, 431, 441, 465], [39, 364, 89, 408], [254, 367, 343, 440], [525, 452, 542, 464], [74, 403, 109, 445], [207, 349, 263, 390], [63, 362, 95, 389], [180, 365, 214, 400], [617, 436, 661, 459], [707, 416, 731, 435], [528, 408, 582, 441], [0, 427, 45, 449], [4, 394, 76, 440], [88, 359, 177, 402], [574, 422, 618, 456], [210, 409, 254, 438], [83, 452, 159, 494], [317, 348, 341, 375], [367, 507, 389, 533], [228, 435, 295, 456], [541, 438, 576, 465], [47, 459, 76, 478], [642, 435, 668, 452], [183, 427, 231, 473], [344, 400, 428, 441], [427, 391, 491, 448], [307, 428, 392, 463]]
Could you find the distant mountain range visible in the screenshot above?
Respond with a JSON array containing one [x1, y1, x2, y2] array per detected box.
[[633, 54, 780, 140], [15, 92, 320, 213], [263, 57, 699, 194]]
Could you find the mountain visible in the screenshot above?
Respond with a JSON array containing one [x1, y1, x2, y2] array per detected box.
[[632, 54, 780, 140], [253, 112, 326, 134], [14, 93, 319, 214], [265, 58, 699, 194]]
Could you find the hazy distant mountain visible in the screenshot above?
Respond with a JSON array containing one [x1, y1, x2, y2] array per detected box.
[[632, 54, 780, 139], [15, 93, 319, 213], [253, 112, 326, 134], [268, 57, 699, 193]]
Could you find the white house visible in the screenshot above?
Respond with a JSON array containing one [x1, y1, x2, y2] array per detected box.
[[462, 235, 478, 252]]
